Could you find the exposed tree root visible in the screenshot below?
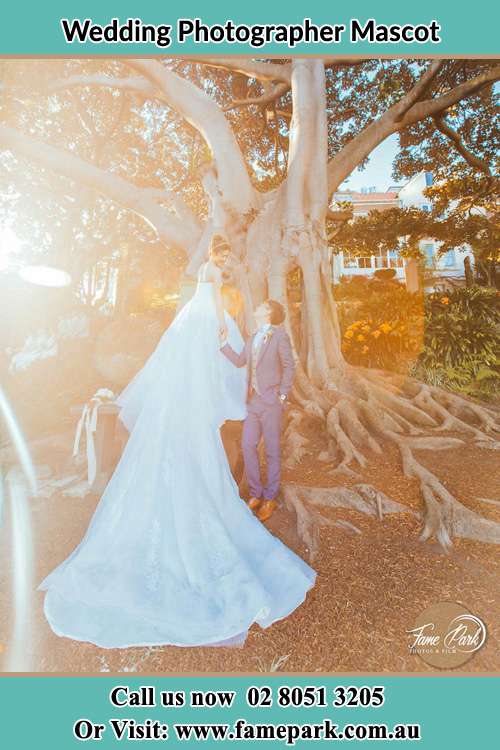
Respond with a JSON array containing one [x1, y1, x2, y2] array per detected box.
[[477, 497, 500, 508], [282, 481, 416, 561], [283, 365, 500, 553], [283, 409, 310, 468], [334, 519, 362, 535]]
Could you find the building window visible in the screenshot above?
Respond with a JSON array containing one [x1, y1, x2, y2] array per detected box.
[[422, 242, 435, 267], [341, 249, 405, 272], [388, 250, 404, 268], [342, 250, 404, 271], [440, 249, 456, 268], [342, 252, 358, 269], [358, 257, 372, 268], [374, 255, 388, 268]]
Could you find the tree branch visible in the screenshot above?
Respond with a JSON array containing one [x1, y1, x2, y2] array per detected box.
[[327, 63, 500, 195], [125, 59, 257, 216], [392, 60, 445, 122], [432, 114, 493, 176], [47, 74, 157, 100], [323, 57, 372, 68], [224, 81, 290, 111], [141, 187, 204, 229], [0, 125, 202, 255], [45, 61, 259, 216], [327, 62, 445, 195], [182, 57, 291, 83], [398, 65, 500, 127]]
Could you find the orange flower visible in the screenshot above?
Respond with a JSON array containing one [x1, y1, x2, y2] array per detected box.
[[371, 330, 381, 338], [356, 334, 365, 342], [361, 345, 369, 354], [379, 323, 392, 334], [345, 330, 354, 339], [441, 296, 450, 305], [361, 325, 370, 333]]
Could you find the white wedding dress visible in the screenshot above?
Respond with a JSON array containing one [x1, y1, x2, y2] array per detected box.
[[38, 277, 316, 649]]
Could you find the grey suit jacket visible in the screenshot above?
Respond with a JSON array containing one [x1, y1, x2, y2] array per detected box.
[[221, 325, 295, 405]]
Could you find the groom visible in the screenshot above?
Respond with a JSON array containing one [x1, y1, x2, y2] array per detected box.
[[220, 300, 295, 522]]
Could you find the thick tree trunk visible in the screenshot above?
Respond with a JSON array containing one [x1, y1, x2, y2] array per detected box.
[[238, 60, 500, 553], [2, 58, 499, 553]]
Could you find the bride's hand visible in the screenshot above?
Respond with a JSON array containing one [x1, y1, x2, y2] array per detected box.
[[219, 323, 228, 342]]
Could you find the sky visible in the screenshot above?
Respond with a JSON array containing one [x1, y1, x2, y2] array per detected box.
[[339, 134, 400, 193]]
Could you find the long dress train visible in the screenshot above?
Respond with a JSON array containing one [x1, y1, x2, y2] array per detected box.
[[38, 280, 316, 648]]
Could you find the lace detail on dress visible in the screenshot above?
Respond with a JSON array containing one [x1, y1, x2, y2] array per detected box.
[[146, 518, 161, 595], [199, 507, 240, 580]]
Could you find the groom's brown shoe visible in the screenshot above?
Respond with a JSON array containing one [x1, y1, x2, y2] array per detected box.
[[247, 496, 262, 511], [257, 500, 277, 522]]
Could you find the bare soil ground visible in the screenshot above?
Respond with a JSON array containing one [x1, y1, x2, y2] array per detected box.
[[0, 435, 498, 674]]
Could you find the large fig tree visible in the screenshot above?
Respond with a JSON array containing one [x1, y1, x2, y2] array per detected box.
[[1, 57, 499, 554]]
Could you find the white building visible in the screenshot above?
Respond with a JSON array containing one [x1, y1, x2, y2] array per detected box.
[[331, 172, 474, 288]]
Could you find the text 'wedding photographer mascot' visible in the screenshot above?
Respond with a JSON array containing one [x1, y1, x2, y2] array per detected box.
[[38, 236, 316, 649]]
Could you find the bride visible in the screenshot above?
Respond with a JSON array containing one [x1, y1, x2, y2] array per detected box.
[[38, 236, 316, 649]]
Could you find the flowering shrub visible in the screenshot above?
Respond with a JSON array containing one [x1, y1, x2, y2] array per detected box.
[[342, 317, 419, 369], [338, 285, 499, 401], [338, 285, 424, 369]]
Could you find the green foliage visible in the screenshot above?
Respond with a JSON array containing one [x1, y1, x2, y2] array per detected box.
[[336, 282, 500, 400], [411, 286, 500, 401], [331, 206, 434, 260], [418, 286, 499, 369], [412, 357, 500, 402], [374, 268, 397, 281], [392, 62, 499, 185], [335, 276, 423, 319]]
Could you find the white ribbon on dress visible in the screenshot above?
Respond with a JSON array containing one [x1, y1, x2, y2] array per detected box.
[[72, 388, 115, 486]]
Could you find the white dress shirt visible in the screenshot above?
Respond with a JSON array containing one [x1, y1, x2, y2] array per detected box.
[[252, 323, 272, 353], [220, 323, 271, 350]]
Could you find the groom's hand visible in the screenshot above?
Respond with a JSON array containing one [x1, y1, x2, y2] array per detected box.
[[219, 324, 228, 343]]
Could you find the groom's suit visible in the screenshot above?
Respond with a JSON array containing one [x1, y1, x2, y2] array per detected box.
[[221, 325, 295, 501]]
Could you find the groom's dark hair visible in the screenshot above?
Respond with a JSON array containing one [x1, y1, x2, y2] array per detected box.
[[266, 299, 286, 325]]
